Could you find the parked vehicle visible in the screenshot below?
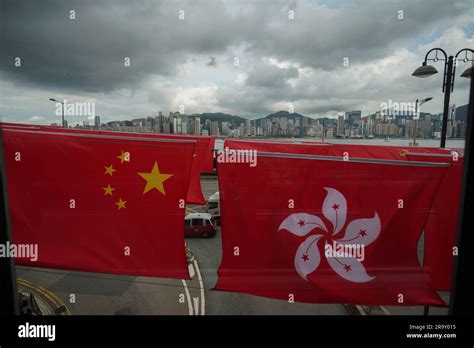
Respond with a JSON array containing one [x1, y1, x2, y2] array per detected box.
[[206, 191, 220, 224], [185, 213, 217, 238]]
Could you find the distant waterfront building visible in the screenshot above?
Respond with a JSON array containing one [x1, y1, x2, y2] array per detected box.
[[221, 121, 230, 135], [345, 111, 361, 137], [210, 121, 220, 136], [94, 115, 101, 128], [192, 117, 201, 135], [181, 121, 188, 135], [245, 119, 251, 136], [337, 115, 345, 136], [423, 115, 432, 138]]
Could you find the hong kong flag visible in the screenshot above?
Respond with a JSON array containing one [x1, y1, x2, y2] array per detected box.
[[216, 142, 448, 306], [2, 128, 194, 279], [406, 151, 463, 291], [224, 139, 461, 292]]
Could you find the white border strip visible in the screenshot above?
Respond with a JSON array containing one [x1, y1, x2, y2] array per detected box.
[[3, 128, 197, 144], [404, 151, 463, 158], [252, 150, 451, 167]]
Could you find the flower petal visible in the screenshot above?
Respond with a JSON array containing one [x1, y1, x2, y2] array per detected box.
[[322, 187, 347, 235], [295, 235, 323, 281], [338, 213, 381, 247], [278, 213, 327, 236], [325, 241, 374, 283]]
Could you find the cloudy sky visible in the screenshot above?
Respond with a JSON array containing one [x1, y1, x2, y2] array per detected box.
[[1, 0, 473, 125]]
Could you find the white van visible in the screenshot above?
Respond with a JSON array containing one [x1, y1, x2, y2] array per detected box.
[[206, 191, 220, 224]]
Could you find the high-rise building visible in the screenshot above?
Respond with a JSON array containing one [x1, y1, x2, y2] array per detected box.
[[423, 115, 432, 138], [337, 115, 344, 135], [221, 121, 230, 135], [192, 117, 201, 135], [210, 121, 220, 136], [181, 121, 188, 135], [94, 115, 101, 128], [345, 111, 361, 137], [245, 119, 251, 136]]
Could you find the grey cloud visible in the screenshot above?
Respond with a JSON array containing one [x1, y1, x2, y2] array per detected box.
[[1, 0, 243, 92], [206, 57, 218, 67], [1, 0, 473, 120], [246, 62, 299, 88]]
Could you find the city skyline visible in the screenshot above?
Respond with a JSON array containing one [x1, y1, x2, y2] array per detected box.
[[70, 103, 468, 139]]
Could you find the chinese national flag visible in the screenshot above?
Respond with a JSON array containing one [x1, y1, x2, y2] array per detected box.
[[2, 128, 194, 279], [0, 123, 208, 205], [216, 141, 447, 306]]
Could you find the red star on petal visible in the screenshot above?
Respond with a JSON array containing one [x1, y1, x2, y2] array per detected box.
[[359, 229, 367, 237], [343, 264, 352, 272], [332, 203, 339, 210], [302, 254, 309, 262], [298, 220, 305, 227]]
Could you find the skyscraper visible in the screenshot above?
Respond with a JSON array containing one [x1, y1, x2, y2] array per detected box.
[[337, 115, 344, 136]]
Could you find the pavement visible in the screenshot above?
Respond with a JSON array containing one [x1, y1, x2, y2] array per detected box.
[[15, 175, 448, 315]]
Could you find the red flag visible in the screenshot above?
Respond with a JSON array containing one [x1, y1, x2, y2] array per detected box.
[[0, 123, 208, 205], [2, 128, 194, 279], [216, 141, 447, 306], [223, 139, 461, 292], [200, 137, 216, 174]]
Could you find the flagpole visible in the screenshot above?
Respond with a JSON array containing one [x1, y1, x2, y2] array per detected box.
[[0, 129, 20, 315], [448, 66, 474, 315]]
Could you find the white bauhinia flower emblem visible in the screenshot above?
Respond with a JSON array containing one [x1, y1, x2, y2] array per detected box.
[[278, 187, 381, 283]]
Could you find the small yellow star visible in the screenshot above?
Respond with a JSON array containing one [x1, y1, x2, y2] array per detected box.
[[115, 198, 127, 210], [103, 184, 114, 196], [104, 165, 116, 176], [117, 151, 130, 164], [193, 154, 197, 158], [138, 161, 173, 196]]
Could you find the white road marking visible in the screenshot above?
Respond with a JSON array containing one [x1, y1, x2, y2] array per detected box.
[[193, 259, 205, 315], [181, 279, 193, 316], [188, 263, 195, 278], [193, 297, 200, 314]]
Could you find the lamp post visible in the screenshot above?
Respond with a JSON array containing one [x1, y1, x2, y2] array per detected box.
[[412, 48, 473, 148], [49, 98, 65, 128], [412, 96, 433, 147]]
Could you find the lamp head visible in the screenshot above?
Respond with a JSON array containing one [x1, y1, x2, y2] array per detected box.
[[412, 62, 438, 78]]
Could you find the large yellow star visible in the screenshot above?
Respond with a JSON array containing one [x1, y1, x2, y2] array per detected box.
[[138, 162, 173, 196], [104, 165, 116, 176], [117, 150, 130, 164], [115, 198, 127, 210], [103, 184, 114, 196]]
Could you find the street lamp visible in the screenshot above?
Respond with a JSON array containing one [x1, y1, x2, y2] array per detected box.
[[412, 96, 433, 147], [49, 98, 65, 128], [412, 48, 473, 148]]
